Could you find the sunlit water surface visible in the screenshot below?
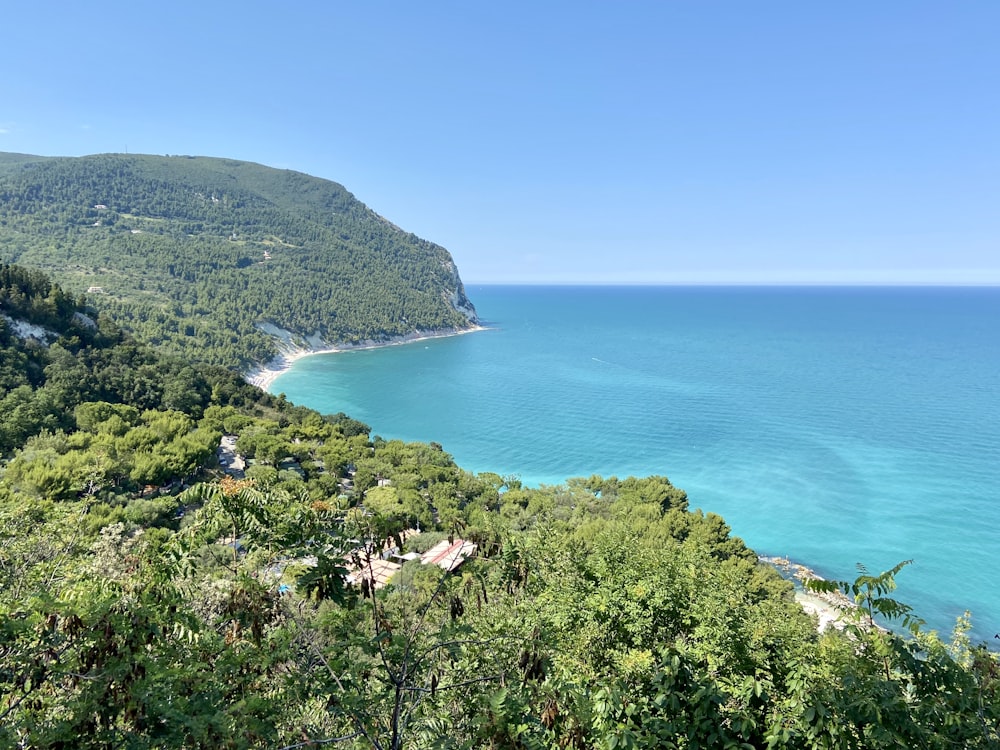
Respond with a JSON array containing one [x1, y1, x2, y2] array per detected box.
[[272, 286, 1000, 642]]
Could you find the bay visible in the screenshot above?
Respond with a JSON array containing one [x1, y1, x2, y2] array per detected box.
[[271, 285, 1000, 642]]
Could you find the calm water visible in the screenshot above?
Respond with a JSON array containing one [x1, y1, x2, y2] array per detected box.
[[272, 286, 1000, 642]]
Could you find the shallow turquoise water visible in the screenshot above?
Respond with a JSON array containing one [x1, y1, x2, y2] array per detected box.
[[272, 286, 1000, 642]]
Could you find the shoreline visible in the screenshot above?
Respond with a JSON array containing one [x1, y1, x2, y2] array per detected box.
[[244, 325, 488, 392], [760, 555, 859, 632]]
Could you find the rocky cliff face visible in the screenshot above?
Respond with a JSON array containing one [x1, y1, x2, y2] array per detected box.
[[441, 260, 479, 324]]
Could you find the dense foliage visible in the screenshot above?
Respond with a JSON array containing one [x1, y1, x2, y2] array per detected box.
[[2, 266, 999, 748], [0, 263, 275, 456], [0, 153, 477, 369]]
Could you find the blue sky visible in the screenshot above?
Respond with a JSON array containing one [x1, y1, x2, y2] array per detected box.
[[3, 2, 998, 284]]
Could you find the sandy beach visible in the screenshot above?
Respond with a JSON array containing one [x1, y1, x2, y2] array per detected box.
[[245, 346, 339, 391], [795, 590, 852, 632], [244, 325, 487, 393], [761, 555, 858, 632]]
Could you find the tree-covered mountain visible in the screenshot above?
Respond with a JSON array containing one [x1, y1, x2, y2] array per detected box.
[[0, 152, 477, 369]]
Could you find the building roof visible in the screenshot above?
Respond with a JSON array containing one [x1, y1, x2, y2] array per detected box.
[[349, 558, 401, 590], [421, 539, 477, 571]]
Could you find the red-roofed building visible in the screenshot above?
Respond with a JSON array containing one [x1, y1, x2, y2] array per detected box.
[[420, 539, 477, 571]]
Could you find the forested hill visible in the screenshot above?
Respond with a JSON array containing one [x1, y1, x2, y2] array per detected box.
[[0, 152, 478, 369]]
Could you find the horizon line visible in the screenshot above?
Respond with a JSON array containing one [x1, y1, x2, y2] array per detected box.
[[464, 280, 1000, 288]]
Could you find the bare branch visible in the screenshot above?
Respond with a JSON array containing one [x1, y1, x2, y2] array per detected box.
[[400, 673, 507, 695], [282, 599, 386, 750]]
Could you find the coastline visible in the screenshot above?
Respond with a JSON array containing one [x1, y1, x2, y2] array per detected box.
[[244, 331, 864, 636], [244, 325, 487, 393], [760, 555, 858, 632]]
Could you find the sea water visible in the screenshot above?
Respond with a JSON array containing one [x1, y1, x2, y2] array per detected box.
[[271, 286, 1000, 642]]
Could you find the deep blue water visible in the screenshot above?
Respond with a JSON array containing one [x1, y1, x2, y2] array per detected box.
[[272, 286, 1000, 642]]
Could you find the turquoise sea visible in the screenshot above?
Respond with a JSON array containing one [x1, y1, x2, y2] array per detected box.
[[272, 286, 1000, 643]]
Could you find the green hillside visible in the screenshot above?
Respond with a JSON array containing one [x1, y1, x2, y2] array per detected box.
[[2, 264, 999, 747], [0, 153, 477, 369]]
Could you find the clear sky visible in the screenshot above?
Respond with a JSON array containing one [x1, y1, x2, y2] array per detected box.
[[3, 2, 998, 284]]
